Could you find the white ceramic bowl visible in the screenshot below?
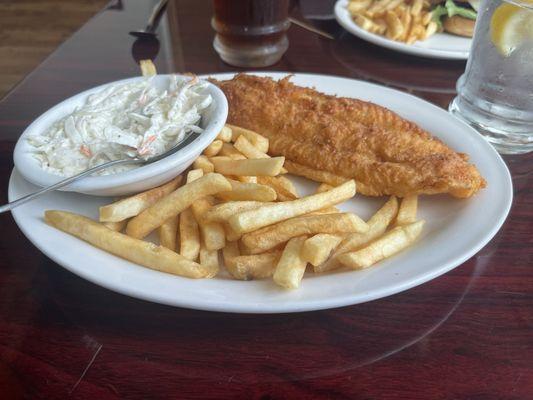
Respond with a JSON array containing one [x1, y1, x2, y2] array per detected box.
[[13, 75, 228, 196]]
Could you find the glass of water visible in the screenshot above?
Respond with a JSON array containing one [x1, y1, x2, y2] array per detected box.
[[449, 0, 533, 154]]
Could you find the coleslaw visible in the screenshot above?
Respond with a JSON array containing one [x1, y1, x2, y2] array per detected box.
[[28, 75, 213, 176]]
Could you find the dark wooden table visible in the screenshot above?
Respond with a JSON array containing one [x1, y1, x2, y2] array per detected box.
[[0, 1, 531, 398]]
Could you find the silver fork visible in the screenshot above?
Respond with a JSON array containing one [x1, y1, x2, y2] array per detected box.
[[1, 132, 198, 214]]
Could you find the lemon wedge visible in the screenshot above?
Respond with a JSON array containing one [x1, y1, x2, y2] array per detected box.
[[491, 2, 533, 57]]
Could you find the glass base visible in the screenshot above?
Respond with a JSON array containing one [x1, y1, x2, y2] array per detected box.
[[449, 96, 533, 155], [213, 35, 288, 68]]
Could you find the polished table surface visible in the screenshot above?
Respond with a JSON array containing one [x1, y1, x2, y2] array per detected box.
[[0, 0, 531, 398]]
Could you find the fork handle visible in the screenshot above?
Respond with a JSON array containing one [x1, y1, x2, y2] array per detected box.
[[1, 158, 131, 214], [146, 0, 169, 32]]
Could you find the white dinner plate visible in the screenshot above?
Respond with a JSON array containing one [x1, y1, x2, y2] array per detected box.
[[9, 72, 512, 313], [334, 0, 472, 60]]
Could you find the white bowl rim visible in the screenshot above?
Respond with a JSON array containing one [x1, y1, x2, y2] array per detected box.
[[13, 74, 228, 193]]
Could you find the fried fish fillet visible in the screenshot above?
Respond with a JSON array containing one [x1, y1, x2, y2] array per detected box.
[[212, 74, 486, 198]]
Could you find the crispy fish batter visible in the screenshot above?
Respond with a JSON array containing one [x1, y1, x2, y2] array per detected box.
[[212, 74, 486, 198]]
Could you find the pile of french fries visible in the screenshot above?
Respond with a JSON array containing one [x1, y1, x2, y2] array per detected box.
[[348, 0, 438, 44], [45, 124, 425, 290]]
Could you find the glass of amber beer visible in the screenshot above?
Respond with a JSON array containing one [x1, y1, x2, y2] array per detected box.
[[212, 0, 291, 67]]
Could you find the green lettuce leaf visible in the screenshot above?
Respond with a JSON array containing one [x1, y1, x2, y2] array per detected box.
[[432, 0, 478, 28], [432, 5, 449, 27], [445, 0, 478, 20]]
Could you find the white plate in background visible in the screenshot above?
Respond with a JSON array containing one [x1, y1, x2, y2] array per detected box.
[[334, 0, 472, 60]]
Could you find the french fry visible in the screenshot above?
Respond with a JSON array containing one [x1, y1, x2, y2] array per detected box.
[[222, 240, 240, 264], [241, 212, 368, 254], [237, 240, 254, 256], [271, 175, 298, 196], [187, 168, 204, 182], [301, 234, 343, 268], [367, 0, 390, 16], [316, 183, 334, 193], [45, 210, 211, 278], [226, 124, 269, 153], [284, 160, 347, 186], [202, 201, 267, 223], [217, 126, 232, 142], [224, 246, 281, 280], [234, 175, 257, 183], [199, 244, 219, 277], [372, 18, 387, 35], [231, 135, 269, 158], [312, 184, 340, 214], [185, 167, 204, 182], [273, 192, 292, 202], [316, 196, 398, 273], [229, 180, 356, 234], [103, 219, 128, 232], [99, 176, 182, 222], [310, 207, 340, 215], [399, 8, 413, 42], [395, 3, 408, 15], [126, 173, 231, 239], [216, 179, 277, 202], [193, 155, 215, 173], [338, 196, 398, 253], [348, 0, 372, 13], [273, 236, 308, 289], [424, 21, 438, 39], [191, 195, 226, 251], [196, 214, 226, 250], [179, 208, 200, 261], [410, 23, 425, 42], [411, 0, 423, 15], [337, 220, 425, 269], [203, 140, 223, 157], [354, 13, 376, 31], [211, 156, 285, 177], [406, 10, 421, 44], [385, 0, 404, 11], [187, 167, 202, 181], [178, 168, 203, 260], [219, 143, 246, 159], [367, 19, 386, 35], [406, 33, 418, 45], [140, 59, 157, 77], [312, 187, 340, 215], [422, 11, 432, 25], [385, 10, 404, 40], [229, 253, 281, 280], [224, 223, 242, 242], [396, 195, 418, 225], [233, 135, 288, 173], [185, 164, 223, 251], [257, 176, 298, 200], [158, 217, 178, 251], [373, 18, 388, 35], [349, 0, 439, 44]]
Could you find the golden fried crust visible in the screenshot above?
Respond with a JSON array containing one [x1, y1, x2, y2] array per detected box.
[[212, 74, 486, 198]]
